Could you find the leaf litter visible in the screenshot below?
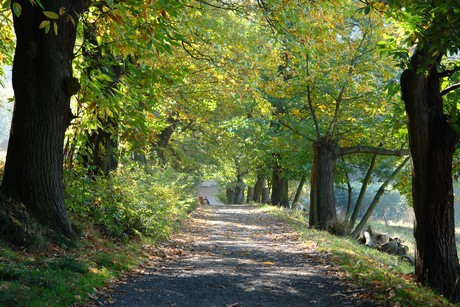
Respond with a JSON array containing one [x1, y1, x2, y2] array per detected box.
[[86, 205, 382, 306]]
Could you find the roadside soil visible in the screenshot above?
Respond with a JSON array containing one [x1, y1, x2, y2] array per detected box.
[[89, 205, 383, 307]]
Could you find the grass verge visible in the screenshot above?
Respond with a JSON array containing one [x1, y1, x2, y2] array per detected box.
[[261, 205, 454, 306], [0, 233, 141, 306]]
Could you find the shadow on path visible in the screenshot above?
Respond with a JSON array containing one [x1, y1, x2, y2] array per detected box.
[[92, 205, 379, 307]]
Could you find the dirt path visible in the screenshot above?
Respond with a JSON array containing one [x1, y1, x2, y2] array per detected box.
[[92, 205, 380, 307]]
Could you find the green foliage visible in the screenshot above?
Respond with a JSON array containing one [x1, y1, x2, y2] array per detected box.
[[65, 163, 197, 241], [0, 161, 197, 306]]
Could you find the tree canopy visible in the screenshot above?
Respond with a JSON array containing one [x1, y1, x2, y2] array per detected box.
[[2, 0, 460, 302]]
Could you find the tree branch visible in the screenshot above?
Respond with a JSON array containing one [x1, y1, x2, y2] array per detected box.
[[438, 66, 460, 78], [338, 146, 409, 157], [441, 83, 460, 96], [278, 120, 316, 142]]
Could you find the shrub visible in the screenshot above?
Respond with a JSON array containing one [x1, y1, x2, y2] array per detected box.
[[64, 163, 197, 241]]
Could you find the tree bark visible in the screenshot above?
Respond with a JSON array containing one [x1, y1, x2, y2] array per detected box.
[[253, 175, 266, 203], [347, 154, 377, 232], [154, 115, 178, 165], [309, 139, 337, 229], [293, 175, 306, 205], [271, 160, 289, 207], [351, 157, 409, 238], [262, 187, 270, 203], [401, 51, 460, 300], [247, 187, 254, 203], [343, 165, 353, 224], [80, 23, 122, 176], [1, 0, 87, 239], [84, 120, 119, 176]]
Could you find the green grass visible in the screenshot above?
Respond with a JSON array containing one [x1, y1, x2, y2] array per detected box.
[[261, 205, 454, 306], [0, 240, 142, 307]]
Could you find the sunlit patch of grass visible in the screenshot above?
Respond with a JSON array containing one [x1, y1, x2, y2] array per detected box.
[[261, 205, 453, 306]]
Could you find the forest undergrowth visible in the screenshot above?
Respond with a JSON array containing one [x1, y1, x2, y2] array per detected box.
[[0, 163, 198, 306]]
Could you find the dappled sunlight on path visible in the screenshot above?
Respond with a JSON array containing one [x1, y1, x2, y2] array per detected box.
[[92, 205, 377, 307]]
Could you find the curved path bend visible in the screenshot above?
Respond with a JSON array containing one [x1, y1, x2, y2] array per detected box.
[[92, 205, 379, 307]]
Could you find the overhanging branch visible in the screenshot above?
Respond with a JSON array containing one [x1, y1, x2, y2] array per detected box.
[[441, 83, 460, 96], [338, 146, 409, 157]]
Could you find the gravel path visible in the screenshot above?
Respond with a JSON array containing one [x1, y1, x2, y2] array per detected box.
[[92, 205, 380, 307]]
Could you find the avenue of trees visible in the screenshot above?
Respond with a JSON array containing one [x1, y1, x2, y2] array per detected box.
[[1, 0, 460, 301]]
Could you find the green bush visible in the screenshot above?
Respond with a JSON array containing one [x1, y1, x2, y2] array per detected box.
[[65, 163, 197, 241]]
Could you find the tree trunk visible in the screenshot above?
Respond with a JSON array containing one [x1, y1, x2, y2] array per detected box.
[[253, 175, 266, 203], [347, 154, 377, 231], [309, 139, 337, 229], [293, 175, 306, 205], [226, 188, 233, 204], [80, 24, 122, 176], [343, 168, 353, 225], [247, 187, 254, 203], [271, 162, 289, 207], [154, 115, 178, 165], [85, 121, 119, 176], [262, 187, 270, 203], [401, 54, 460, 300], [351, 157, 409, 238], [1, 0, 86, 239]]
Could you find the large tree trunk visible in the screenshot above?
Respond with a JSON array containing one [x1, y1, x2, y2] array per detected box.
[[309, 139, 337, 229], [271, 160, 289, 207], [1, 0, 86, 239], [401, 53, 460, 300]]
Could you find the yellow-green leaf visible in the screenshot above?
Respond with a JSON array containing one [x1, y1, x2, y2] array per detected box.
[[59, 7, 66, 16], [43, 11, 59, 19], [39, 20, 50, 29], [53, 22, 58, 35], [66, 14, 77, 26], [12, 2, 22, 17]]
